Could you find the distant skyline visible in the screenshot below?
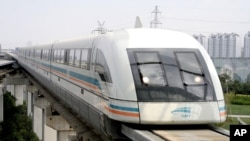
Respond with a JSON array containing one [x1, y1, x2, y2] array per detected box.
[[1, 0, 250, 49]]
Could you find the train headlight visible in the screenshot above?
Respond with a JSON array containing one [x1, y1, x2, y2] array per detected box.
[[143, 77, 149, 84], [194, 76, 202, 83]]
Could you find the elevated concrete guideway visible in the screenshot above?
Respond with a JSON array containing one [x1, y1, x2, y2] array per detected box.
[[0, 53, 103, 140], [0, 67, 105, 140], [0, 59, 15, 67], [24, 70, 104, 141]]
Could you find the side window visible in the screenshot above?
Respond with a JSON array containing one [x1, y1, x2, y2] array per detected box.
[[42, 49, 49, 60], [52, 49, 56, 62], [35, 49, 41, 59], [69, 49, 75, 66], [81, 49, 88, 69], [32, 49, 35, 57], [53, 49, 64, 63], [64, 49, 70, 64], [28, 49, 31, 56], [74, 49, 81, 67], [53, 50, 58, 62], [95, 49, 112, 83], [60, 50, 65, 63]]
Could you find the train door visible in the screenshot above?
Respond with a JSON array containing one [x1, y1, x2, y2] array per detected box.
[[90, 37, 100, 71], [49, 42, 56, 81]]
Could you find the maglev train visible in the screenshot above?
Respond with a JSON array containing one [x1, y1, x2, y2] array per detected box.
[[15, 28, 226, 137]]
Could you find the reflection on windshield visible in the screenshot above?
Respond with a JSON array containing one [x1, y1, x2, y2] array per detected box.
[[139, 64, 167, 86], [176, 52, 202, 74], [136, 52, 167, 86]]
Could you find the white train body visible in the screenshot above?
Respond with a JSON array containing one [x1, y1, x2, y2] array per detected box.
[[15, 28, 226, 135]]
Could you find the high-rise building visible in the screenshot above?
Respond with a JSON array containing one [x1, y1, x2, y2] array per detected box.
[[243, 31, 250, 58], [208, 33, 239, 58], [193, 34, 207, 50], [208, 34, 220, 58]]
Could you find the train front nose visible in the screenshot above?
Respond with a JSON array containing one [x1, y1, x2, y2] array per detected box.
[[138, 102, 224, 124], [127, 48, 224, 124]]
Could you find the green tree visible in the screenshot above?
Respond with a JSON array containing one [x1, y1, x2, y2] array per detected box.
[[246, 74, 250, 83], [219, 73, 231, 93], [233, 73, 242, 82], [0, 92, 39, 141], [229, 80, 241, 94], [243, 82, 250, 95]]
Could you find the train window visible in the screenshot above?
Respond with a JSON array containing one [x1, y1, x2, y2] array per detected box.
[[176, 52, 203, 75], [52, 49, 56, 62], [28, 49, 31, 56], [69, 49, 75, 66], [53, 50, 58, 62], [55, 50, 60, 63], [64, 49, 70, 65], [60, 50, 65, 63], [81, 49, 88, 69], [175, 52, 207, 100], [35, 49, 41, 59], [175, 52, 205, 85], [32, 49, 35, 57], [53, 49, 64, 63], [95, 49, 112, 83], [74, 49, 81, 67], [135, 52, 167, 86], [127, 48, 215, 102], [42, 49, 49, 60]]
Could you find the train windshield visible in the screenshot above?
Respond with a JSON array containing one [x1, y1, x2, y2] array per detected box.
[[127, 48, 216, 102]]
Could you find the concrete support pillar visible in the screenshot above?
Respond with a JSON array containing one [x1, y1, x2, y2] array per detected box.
[[4, 76, 28, 106], [6, 84, 14, 96], [33, 105, 44, 140], [0, 85, 4, 122], [44, 124, 57, 141], [46, 107, 76, 141], [58, 130, 76, 141], [14, 85, 25, 105], [25, 74, 92, 141], [27, 91, 33, 116], [27, 85, 57, 141]]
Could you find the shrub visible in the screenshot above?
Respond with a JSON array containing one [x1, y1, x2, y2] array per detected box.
[[231, 95, 250, 105]]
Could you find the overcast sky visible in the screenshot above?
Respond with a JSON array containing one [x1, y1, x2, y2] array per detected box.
[[0, 0, 250, 49]]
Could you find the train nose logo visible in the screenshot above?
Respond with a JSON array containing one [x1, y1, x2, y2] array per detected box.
[[171, 107, 191, 118]]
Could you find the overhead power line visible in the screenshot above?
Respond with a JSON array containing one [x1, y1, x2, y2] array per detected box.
[[162, 17, 250, 24]]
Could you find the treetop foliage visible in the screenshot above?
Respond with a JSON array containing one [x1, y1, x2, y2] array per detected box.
[[0, 92, 39, 141], [219, 73, 250, 95]]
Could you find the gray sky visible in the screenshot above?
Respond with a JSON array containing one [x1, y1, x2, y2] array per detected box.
[[1, 0, 250, 49]]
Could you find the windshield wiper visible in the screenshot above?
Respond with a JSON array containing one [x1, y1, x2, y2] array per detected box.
[[180, 68, 204, 76]]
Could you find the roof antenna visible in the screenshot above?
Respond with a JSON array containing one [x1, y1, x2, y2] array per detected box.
[[92, 21, 107, 34], [134, 16, 142, 28]]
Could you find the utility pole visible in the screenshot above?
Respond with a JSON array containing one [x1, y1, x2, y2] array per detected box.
[[150, 6, 162, 28]]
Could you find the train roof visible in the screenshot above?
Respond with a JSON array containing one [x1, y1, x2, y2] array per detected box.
[[108, 28, 202, 49], [19, 28, 202, 49]]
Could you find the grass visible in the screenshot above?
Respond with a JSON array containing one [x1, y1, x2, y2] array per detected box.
[[216, 93, 250, 130], [226, 104, 250, 115], [217, 117, 239, 129], [241, 118, 250, 124]]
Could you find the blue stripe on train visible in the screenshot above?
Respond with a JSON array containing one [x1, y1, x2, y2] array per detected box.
[[69, 71, 101, 90], [41, 62, 101, 90], [110, 104, 139, 112]]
